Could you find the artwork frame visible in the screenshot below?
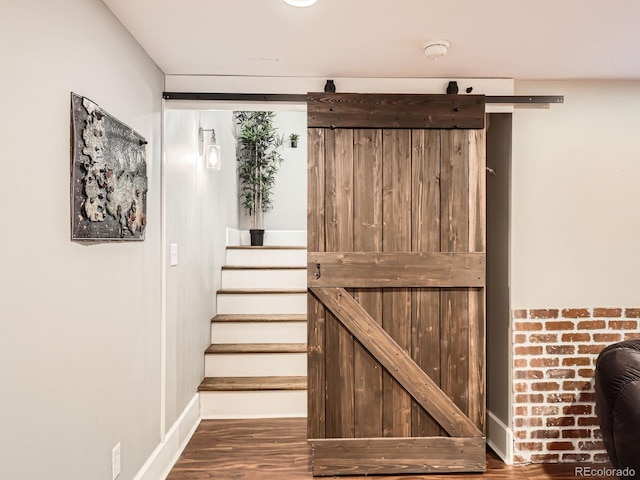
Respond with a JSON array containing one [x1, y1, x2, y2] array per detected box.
[[70, 93, 148, 241]]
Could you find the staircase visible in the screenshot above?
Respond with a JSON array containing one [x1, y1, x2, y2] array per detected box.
[[199, 246, 308, 418]]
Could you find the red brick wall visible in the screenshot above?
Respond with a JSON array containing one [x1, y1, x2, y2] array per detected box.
[[512, 307, 640, 464]]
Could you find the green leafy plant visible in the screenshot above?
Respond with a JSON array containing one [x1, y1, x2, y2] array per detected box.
[[289, 133, 300, 142], [234, 111, 285, 229]]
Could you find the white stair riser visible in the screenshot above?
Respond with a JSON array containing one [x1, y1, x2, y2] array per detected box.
[[205, 353, 307, 377], [211, 322, 307, 344], [238, 230, 307, 247], [225, 249, 306, 267], [221, 269, 307, 289], [217, 293, 306, 315], [200, 390, 307, 419]]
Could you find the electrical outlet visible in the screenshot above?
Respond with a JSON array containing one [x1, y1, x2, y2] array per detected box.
[[112, 443, 121, 480]]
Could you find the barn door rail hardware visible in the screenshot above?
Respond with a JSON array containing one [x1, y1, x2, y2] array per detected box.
[[162, 92, 563, 105], [487, 95, 563, 104]]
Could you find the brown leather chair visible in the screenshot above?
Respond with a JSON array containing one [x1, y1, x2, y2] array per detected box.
[[594, 340, 640, 480]]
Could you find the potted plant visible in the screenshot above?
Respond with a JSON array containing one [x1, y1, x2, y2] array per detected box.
[[234, 111, 285, 246], [289, 133, 300, 148]]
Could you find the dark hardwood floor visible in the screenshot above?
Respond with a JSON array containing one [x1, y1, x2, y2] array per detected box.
[[166, 418, 609, 479]]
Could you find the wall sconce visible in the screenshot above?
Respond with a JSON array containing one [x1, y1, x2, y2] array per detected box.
[[198, 127, 221, 171]]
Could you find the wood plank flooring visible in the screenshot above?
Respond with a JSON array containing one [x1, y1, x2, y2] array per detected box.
[[166, 418, 610, 479]]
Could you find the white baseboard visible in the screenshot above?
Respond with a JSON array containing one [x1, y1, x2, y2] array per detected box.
[[133, 394, 201, 480], [486, 410, 513, 465]]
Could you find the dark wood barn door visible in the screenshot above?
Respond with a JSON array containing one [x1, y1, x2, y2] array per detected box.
[[307, 93, 487, 476]]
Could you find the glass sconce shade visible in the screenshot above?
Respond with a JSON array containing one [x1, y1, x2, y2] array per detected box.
[[206, 144, 221, 170]]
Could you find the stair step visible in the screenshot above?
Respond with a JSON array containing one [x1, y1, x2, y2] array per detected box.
[[236, 230, 306, 246], [206, 343, 307, 354], [217, 290, 306, 315], [226, 246, 307, 267], [199, 389, 307, 419], [205, 352, 307, 377], [212, 314, 307, 323], [211, 320, 307, 344], [217, 288, 306, 294], [222, 265, 306, 289], [199, 376, 307, 392]]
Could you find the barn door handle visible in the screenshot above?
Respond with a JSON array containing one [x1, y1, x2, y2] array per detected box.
[[314, 261, 321, 279]]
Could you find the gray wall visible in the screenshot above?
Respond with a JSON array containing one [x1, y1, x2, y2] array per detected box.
[[238, 111, 308, 231], [163, 109, 239, 427], [512, 80, 640, 307], [486, 114, 513, 426], [0, 0, 164, 479]]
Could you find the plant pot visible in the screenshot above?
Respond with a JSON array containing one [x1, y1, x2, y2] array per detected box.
[[290, 140, 298, 148], [250, 229, 265, 246]]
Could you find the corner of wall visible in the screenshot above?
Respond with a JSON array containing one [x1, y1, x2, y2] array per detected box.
[[487, 410, 514, 465], [134, 395, 201, 480]]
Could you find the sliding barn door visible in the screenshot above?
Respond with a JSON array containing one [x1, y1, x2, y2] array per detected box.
[[307, 93, 486, 476]]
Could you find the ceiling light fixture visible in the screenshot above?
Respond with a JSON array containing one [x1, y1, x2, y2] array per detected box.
[[423, 40, 450, 60], [284, 0, 318, 6]]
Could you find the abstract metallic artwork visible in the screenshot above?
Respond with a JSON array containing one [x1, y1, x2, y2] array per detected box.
[[71, 93, 148, 240]]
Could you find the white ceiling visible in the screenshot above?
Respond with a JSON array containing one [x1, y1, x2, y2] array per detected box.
[[102, 0, 640, 80]]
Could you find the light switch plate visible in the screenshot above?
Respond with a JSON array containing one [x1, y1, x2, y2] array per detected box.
[[170, 243, 178, 266]]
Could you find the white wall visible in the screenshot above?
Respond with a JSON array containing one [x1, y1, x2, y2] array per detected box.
[[163, 109, 238, 427], [512, 80, 640, 308], [0, 1, 164, 479], [237, 111, 308, 231]]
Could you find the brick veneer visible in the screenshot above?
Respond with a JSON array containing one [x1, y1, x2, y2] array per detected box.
[[512, 307, 640, 464]]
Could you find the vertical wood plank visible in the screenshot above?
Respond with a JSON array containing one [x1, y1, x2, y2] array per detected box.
[[307, 128, 325, 253], [440, 129, 470, 416], [307, 128, 326, 439], [352, 129, 383, 438], [382, 129, 412, 437], [468, 127, 486, 254], [468, 126, 487, 432], [324, 128, 355, 438], [410, 129, 443, 437]]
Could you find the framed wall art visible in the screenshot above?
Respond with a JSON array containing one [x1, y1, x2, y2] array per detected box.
[[70, 93, 148, 241]]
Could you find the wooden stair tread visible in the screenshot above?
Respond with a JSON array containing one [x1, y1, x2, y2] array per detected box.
[[199, 376, 307, 391], [217, 288, 306, 295], [222, 265, 306, 270], [206, 343, 307, 354], [227, 246, 307, 250], [212, 314, 307, 323]]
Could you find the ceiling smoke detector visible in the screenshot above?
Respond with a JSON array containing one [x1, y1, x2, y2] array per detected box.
[[284, 0, 318, 6], [423, 40, 450, 60]]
